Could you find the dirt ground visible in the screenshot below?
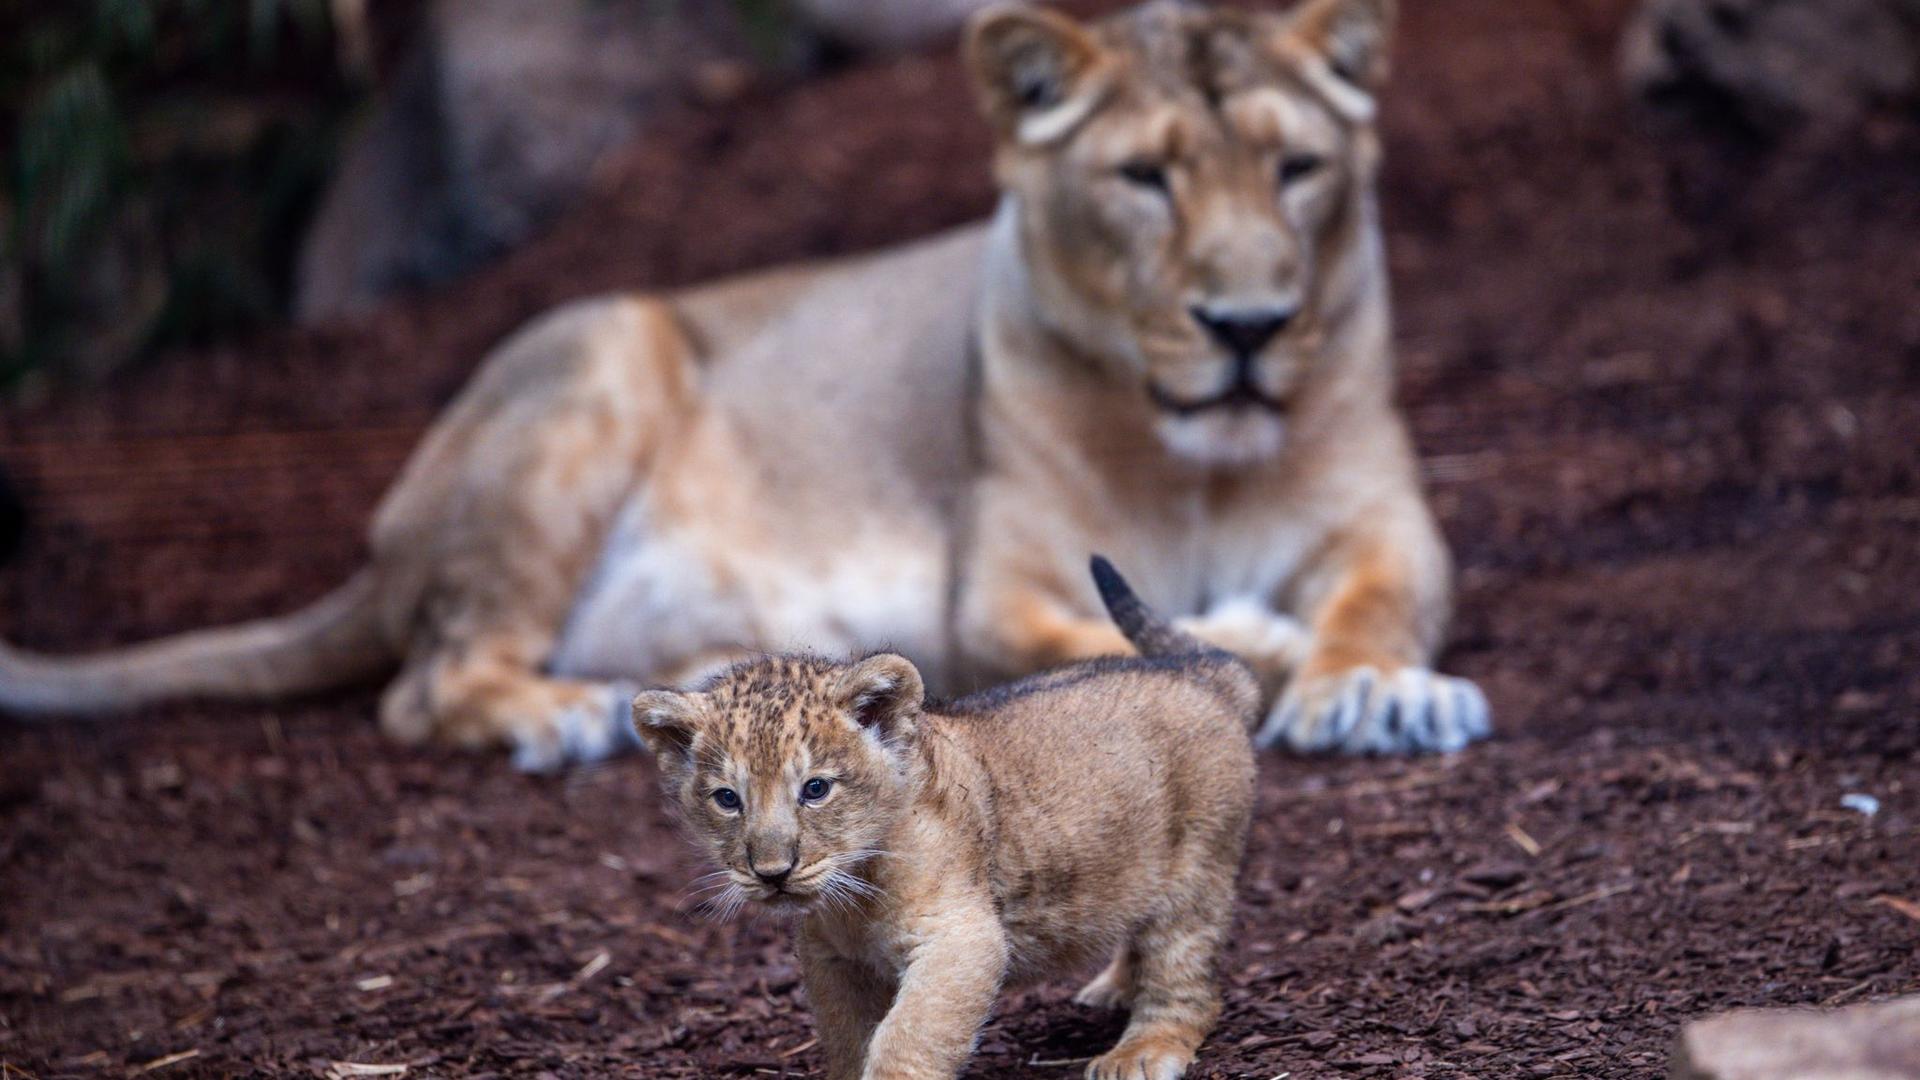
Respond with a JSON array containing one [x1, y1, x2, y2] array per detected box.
[[2, 0, 1918, 1077]]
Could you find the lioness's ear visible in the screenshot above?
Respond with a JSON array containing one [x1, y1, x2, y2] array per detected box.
[[831, 654, 924, 743], [1276, 0, 1395, 120], [965, 4, 1113, 146], [631, 689, 704, 761]]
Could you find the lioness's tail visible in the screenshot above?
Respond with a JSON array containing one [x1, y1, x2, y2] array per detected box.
[[0, 570, 393, 717], [1089, 555, 1261, 721]]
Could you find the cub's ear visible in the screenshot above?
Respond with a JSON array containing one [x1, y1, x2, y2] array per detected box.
[[1275, 0, 1395, 119], [631, 689, 705, 761], [831, 653, 925, 743], [965, 4, 1114, 146]]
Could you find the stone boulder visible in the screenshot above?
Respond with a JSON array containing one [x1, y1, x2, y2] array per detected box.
[[793, 0, 1003, 53], [294, 0, 1013, 324], [1622, 0, 1920, 138], [1670, 996, 1920, 1080]]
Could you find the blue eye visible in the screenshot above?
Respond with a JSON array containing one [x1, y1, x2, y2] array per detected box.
[[712, 787, 741, 811], [801, 777, 832, 803]]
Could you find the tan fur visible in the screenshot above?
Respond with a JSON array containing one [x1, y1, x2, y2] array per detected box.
[[634, 565, 1256, 1080], [0, 0, 1487, 765]]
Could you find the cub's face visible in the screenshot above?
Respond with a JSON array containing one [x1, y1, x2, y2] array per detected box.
[[967, 0, 1395, 466], [631, 654, 923, 915]]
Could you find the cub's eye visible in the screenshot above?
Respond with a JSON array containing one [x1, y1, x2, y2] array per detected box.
[[800, 777, 833, 803], [711, 787, 741, 811], [1279, 153, 1325, 187], [1118, 161, 1170, 194]]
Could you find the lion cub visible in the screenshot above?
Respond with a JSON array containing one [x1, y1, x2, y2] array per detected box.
[[633, 557, 1256, 1080]]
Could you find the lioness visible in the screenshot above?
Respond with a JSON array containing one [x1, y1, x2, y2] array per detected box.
[[0, 0, 1489, 768], [632, 557, 1255, 1080]]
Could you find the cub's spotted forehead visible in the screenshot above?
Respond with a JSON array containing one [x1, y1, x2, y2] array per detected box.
[[700, 655, 855, 754]]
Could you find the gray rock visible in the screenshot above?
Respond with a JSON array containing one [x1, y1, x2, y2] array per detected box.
[[793, 0, 1005, 53], [1670, 996, 1920, 1080], [294, 0, 1027, 324], [1622, 0, 1920, 137], [294, 0, 760, 324]]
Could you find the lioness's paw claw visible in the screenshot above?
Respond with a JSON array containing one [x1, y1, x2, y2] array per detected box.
[[1085, 1039, 1193, 1080], [1256, 666, 1490, 755], [509, 682, 645, 773]]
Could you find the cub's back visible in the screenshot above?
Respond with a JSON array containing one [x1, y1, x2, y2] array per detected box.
[[933, 658, 1255, 970]]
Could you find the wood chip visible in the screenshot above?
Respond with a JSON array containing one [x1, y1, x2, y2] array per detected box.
[[1871, 895, 1920, 924], [132, 1050, 200, 1074], [326, 1063, 409, 1079], [573, 951, 610, 983], [1505, 822, 1543, 857]]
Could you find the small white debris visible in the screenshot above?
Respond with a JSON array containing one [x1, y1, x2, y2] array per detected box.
[[392, 872, 433, 897], [574, 950, 611, 983], [355, 975, 393, 992], [1840, 793, 1880, 819]]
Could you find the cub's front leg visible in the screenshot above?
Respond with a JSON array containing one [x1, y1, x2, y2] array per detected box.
[[798, 926, 898, 1080], [1257, 508, 1490, 755], [858, 906, 1008, 1080]]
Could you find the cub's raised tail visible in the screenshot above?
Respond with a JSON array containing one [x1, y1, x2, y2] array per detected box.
[[1088, 554, 1261, 722], [0, 570, 394, 717], [1090, 555, 1208, 658]]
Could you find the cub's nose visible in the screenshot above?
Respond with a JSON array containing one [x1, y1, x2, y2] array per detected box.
[[1191, 305, 1295, 360], [752, 860, 795, 888]]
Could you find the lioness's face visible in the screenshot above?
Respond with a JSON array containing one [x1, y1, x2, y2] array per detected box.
[[631, 654, 921, 916], [968, 0, 1393, 465]]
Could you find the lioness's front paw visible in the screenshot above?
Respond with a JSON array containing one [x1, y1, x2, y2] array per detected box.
[[1256, 666, 1490, 755], [1085, 1036, 1194, 1080], [1173, 598, 1309, 670], [509, 681, 644, 772]]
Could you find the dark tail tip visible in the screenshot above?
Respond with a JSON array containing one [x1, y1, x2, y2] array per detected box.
[[1090, 553, 1186, 657], [1089, 554, 1131, 615]]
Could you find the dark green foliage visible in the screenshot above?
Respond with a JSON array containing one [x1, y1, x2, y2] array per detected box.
[[0, 0, 362, 392]]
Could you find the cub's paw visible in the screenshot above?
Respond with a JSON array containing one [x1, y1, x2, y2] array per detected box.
[[1085, 1036, 1194, 1080], [1071, 960, 1133, 1010], [509, 681, 645, 773], [1256, 666, 1490, 755]]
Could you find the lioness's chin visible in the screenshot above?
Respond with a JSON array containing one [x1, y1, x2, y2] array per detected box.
[[1155, 408, 1288, 467]]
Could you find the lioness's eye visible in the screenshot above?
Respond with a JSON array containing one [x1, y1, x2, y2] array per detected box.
[[711, 787, 742, 811], [800, 777, 833, 803], [1118, 161, 1170, 194], [1279, 154, 1325, 187]]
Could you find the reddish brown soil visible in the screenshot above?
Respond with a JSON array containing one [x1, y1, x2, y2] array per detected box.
[[3, 0, 1918, 1077]]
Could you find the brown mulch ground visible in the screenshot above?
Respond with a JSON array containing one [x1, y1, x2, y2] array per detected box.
[[3, 0, 1918, 1077]]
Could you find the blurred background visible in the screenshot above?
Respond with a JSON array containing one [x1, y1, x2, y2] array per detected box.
[[4, 0, 1915, 392], [1, 1, 1917, 1077]]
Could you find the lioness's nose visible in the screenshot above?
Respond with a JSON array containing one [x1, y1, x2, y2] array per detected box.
[[1191, 305, 1295, 360]]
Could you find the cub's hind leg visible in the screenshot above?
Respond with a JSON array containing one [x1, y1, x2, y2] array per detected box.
[[369, 295, 701, 769], [1073, 946, 1135, 1011], [1085, 903, 1229, 1080]]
